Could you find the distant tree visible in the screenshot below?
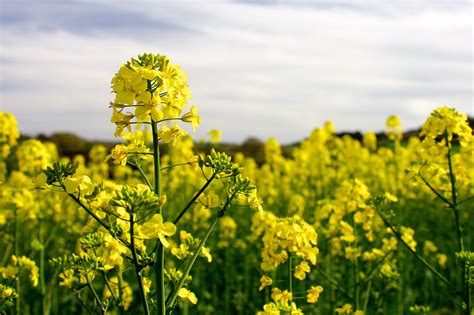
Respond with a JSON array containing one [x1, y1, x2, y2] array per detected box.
[[238, 137, 265, 163], [49, 132, 86, 157]]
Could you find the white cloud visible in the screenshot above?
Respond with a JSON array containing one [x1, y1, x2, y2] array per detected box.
[[1, 1, 472, 143]]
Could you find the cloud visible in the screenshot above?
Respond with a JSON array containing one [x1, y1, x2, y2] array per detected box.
[[1, 0, 472, 143]]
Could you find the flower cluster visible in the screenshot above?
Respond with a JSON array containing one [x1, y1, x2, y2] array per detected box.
[[260, 215, 318, 271], [0, 255, 39, 287], [0, 112, 20, 158], [16, 139, 52, 176], [110, 53, 196, 136], [257, 288, 303, 315]]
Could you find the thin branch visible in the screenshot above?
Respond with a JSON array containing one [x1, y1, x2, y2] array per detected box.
[[315, 265, 354, 301], [458, 195, 474, 206], [127, 161, 153, 190], [418, 174, 453, 208], [375, 207, 459, 293], [166, 216, 220, 309], [173, 172, 217, 225], [161, 162, 192, 172], [130, 213, 150, 315]]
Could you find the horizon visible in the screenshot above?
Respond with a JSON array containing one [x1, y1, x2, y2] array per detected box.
[[19, 112, 474, 146]]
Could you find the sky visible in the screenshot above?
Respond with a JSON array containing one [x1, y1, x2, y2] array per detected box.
[[0, 0, 472, 143]]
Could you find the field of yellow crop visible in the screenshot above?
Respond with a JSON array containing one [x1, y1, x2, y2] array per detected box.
[[0, 53, 472, 315]]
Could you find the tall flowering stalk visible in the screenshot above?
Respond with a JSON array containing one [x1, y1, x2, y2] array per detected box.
[[379, 107, 473, 314], [39, 53, 261, 314]]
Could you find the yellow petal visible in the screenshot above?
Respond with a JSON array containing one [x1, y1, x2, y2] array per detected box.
[[64, 178, 79, 194], [116, 90, 135, 105], [149, 213, 164, 225], [158, 234, 170, 248], [161, 222, 177, 236], [151, 107, 164, 121], [136, 91, 152, 104]]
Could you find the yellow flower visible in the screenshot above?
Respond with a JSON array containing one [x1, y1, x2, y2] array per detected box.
[[171, 244, 190, 260], [437, 253, 448, 267], [386, 115, 403, 141], [158, 124, 187, 144], [324, 120, 336, 134], [110, 108, 134, 136], [6, 255, 39, 287], [106, 134, 150, 166], [421, 107, 472, 147], [400, 227, 417, 251], [140, 214, 176, 247], [384, 192, 398, 202], [135, 103, 164, 122], [259, 275, 273, 291], [103, 276, 133, 310], [182, 106, 200, 131], [293, 261, 310, 280], [64, 175, 93, 195], [257, 303, 279, 315], [363, 131, 377, 151], [178, 288, 198, 304], [59, 269, 76, 288], [33, 172, 48, 188], [208, 129, 222, 144], [306, 285, 323, 303], [423, 240, 438, 255], [271, 288, 292, 305], [16, 139, 52, 175], [143, 277, 152, 295], [271, 287, 281, 302], [0, 112, 20, 158], [335, 304, 353, 314], [0, 284, 16, 299], [248, 190, 263, 212], [280, 290, 292, 305], [106, 144, 129, 166], [200, 246, 212, 263], [344, 247, 361, 261], [339, 221, 356, 243]]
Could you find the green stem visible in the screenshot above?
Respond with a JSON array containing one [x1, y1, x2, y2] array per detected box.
[[86, 272, 104, 315], [375, 207, 458, 293], [288, 255, 293, 293], [355, 257, 360, 309], [446, 141, 463, 253], [102, 271, 118, 305], [39, 222, 48, 315], [1, 243, 12, 266], [73, 289, 94, 315], [130, 213, 150, 315], [166, 216, 219, 310], [315, 265, 353, 301], [128, 152, 154, 156], [118, 268, 125, 315], [156, 117, 182, 124], [88, 283, 104, 315], [151, 119, 165, 315], [161, 162, 192, 172], [363, 280, 372, 314], [65, 190, 130, 247], [353, 251, 392, 287], [465, 263, 471, 314], [458, 195, 474, 205], [128, 161, 153, 190], [14, 208, 20, 315], [445, 133, 469, 314], [419, 175, 453, 208], [173, 172, 217, 225]]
